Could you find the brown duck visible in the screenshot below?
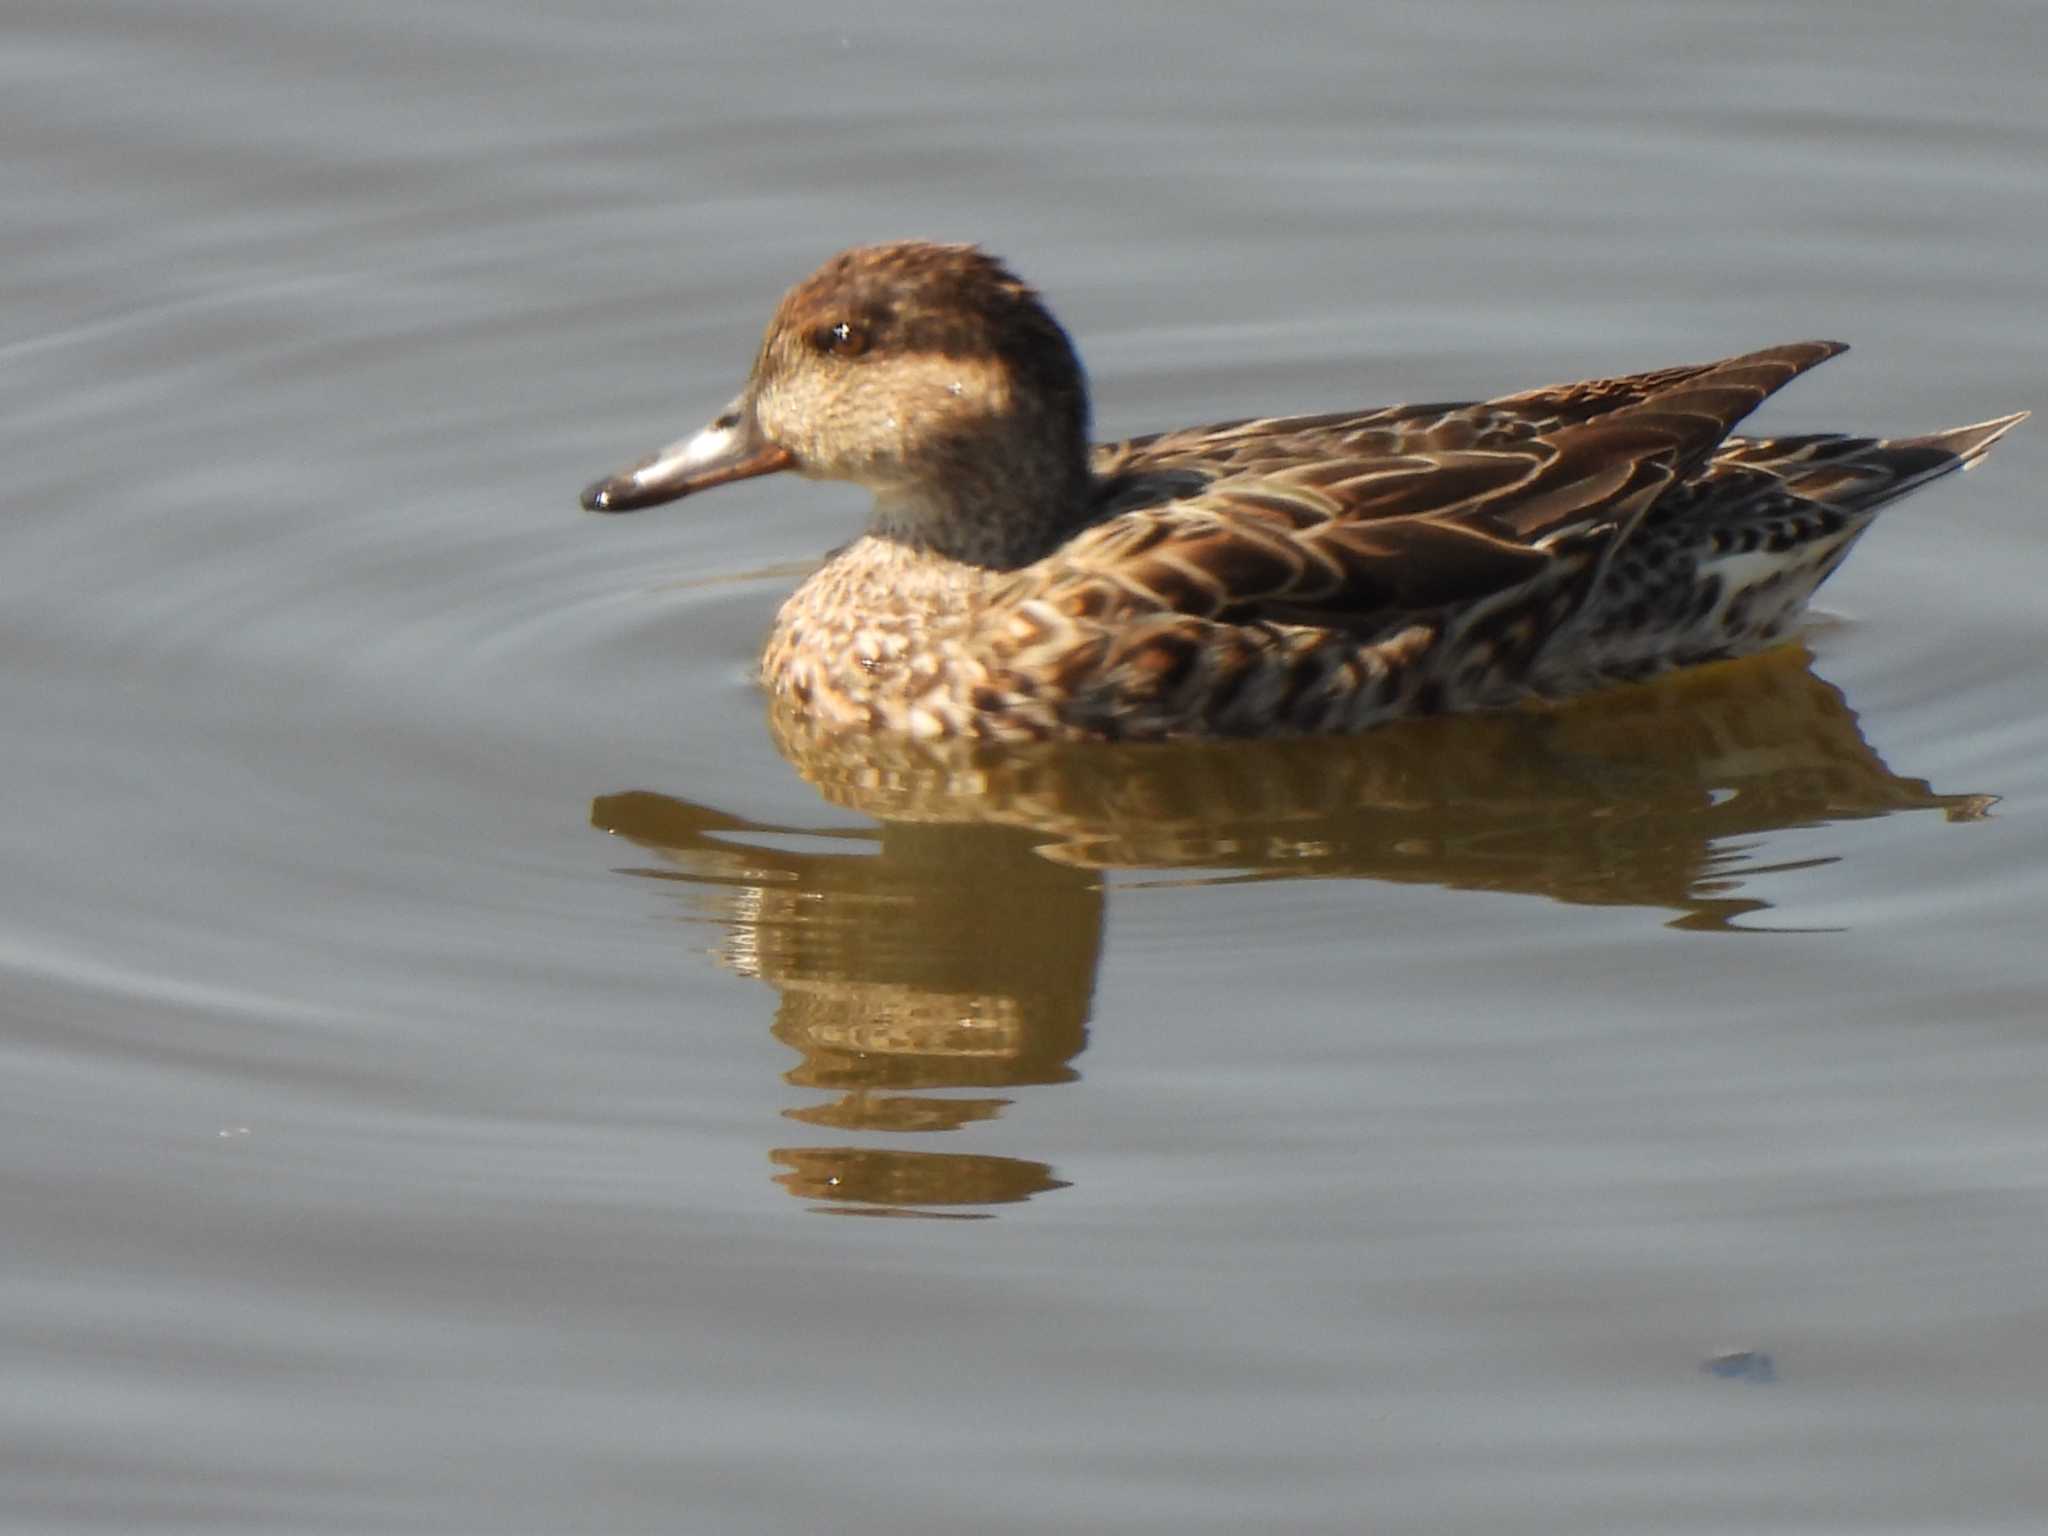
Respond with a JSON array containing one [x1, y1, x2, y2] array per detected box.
[[581, 241, 2025, 742]]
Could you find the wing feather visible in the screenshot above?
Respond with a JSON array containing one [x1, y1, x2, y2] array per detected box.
[[1042, 342, 1849, 637]]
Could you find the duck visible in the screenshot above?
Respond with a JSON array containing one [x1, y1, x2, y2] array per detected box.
[[580, 241, 2025, 742]]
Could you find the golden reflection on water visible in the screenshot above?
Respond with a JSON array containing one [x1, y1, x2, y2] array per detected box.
[[592, 647, 1989, 1215]]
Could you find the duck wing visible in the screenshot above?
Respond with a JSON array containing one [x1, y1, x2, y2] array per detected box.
[[1045, 342, 1849, 633]]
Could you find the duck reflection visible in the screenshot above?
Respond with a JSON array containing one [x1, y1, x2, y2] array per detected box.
[[593, 785, 1091, 1217], [593, 647, 1988, 1215]]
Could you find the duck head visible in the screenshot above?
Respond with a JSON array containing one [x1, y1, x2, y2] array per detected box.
[[580, 241, 1096, 568]]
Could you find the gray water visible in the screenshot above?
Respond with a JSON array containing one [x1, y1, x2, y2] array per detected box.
[[6, 2, 2047, 1530]]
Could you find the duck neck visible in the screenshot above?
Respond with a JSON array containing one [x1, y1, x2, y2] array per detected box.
[[866, 439, 1099, 572]]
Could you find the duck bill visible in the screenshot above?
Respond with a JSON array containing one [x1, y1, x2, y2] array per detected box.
[[579, 397, 795, 512]]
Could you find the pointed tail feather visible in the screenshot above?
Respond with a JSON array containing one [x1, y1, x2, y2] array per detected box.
[[1847, 410, 2030, 511], [1734, 410, 2028, 518], [1898, 410, 2029, 471]]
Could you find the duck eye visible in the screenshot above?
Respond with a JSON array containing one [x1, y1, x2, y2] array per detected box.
[[814, 320, 868, 358]]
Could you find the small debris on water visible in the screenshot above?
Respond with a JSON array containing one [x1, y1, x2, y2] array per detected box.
[[1701, 1349, 1776, 1384]]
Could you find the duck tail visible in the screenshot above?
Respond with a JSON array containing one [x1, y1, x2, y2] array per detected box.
[[1723, 410, 2028, 521], [1843, 410, 2030, 515], [1893, 410, 2029, 472]]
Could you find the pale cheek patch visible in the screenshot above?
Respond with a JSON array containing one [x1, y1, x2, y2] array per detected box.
[[891, 353, 1015, 420]]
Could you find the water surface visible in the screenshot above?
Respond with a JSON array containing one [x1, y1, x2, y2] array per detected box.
[[5, 2, 2046, 1530]]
